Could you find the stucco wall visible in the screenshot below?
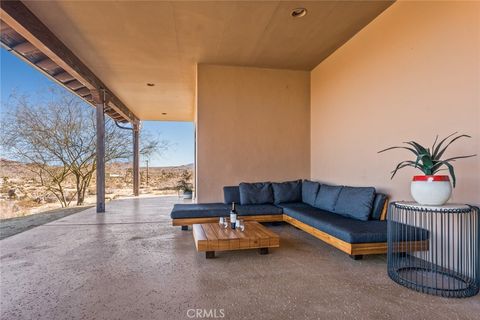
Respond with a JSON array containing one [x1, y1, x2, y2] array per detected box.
[[196, 64, 310, 202], [310, 1, 480, 204]]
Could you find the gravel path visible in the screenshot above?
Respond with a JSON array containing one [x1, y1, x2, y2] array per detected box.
[[0, 205, 93, 240]]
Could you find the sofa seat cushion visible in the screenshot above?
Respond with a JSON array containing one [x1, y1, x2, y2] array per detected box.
[[272, 180, 302, 204], [334, 186, 376, 221], [171, 203, 229, 219], [171, 203, 283, 219], [239, 182, 274, 205], [236, 204, 283, 216], [389, 221, 429, 242], [280, 203, 388, 243], [280, 203, 428, 243], [277, 202, 311, 212]]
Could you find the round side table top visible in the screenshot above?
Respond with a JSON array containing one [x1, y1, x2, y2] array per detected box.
[[394, 201, 470, 211]]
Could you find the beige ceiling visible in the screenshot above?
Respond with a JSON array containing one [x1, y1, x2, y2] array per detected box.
[[24, 1, 393, 121]]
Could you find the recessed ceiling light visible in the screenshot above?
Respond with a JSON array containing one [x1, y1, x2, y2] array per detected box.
[[147, 83, 155, 87], [291, 8, 307, 18], [162, 112, 167, 115]]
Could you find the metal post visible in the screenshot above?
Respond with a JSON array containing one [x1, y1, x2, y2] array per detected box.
[[133, 122, 140, 196], [93, 89, 106, 213]]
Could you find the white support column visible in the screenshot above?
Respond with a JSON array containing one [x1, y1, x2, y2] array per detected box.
[[133, 122, 140, 196], [92, 89, 106, 213]]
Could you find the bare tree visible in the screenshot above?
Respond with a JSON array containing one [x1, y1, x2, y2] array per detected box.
[[1, 88, 167, 206]]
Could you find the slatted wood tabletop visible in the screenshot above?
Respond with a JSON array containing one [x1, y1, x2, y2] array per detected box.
[[192, 221, 280, 258]]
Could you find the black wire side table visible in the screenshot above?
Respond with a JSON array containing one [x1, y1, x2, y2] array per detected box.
[[387, 202, 479, 298]]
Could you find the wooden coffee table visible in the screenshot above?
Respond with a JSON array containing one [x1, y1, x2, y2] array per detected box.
[[192, 221, 280, 259]]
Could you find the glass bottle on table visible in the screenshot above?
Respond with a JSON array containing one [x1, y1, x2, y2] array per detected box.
[[230, 202, 237, 229]]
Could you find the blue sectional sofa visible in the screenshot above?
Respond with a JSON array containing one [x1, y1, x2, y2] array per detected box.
[[171, 180, 427, 259]]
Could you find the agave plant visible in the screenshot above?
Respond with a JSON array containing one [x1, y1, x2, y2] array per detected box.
[[378, 132, 476, 187]]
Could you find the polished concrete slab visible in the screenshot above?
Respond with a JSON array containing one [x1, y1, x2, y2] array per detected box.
[[1, 196, 478, 320]]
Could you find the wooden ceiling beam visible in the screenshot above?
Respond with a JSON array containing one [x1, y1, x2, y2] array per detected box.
[[0, 19, 9, 32], [0, 0, 139, 124], [83, 94, 93, 101], [35, 57, 57, 70], [111, 115, 125, 121], [55, 71, 75, 83], [75, 87, 90, 97], [12, 41, 36, 54], [65, 79, 84, 91]]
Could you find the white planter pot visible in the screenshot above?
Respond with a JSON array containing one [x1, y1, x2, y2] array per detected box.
[[182, 192, 193, 199], [410, 175, 452, 206]]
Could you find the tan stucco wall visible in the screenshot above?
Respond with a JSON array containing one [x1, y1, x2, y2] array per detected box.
[[196, 64, 310, 202], [310, 1, 480, 204]]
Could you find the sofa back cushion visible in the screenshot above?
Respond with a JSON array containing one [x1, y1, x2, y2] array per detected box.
[[239, 182, 274, 205], [335, 186, 376, 221], [302, 180, 320, 206], [223, 186, 241, 204], [314, 184, 343, 211], [370, 193, 388, 220], [272, 180, 302, 204]]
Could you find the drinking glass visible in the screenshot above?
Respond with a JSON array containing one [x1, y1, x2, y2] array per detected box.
[[219, 217, 225, 225], [223, 218, 229, 229], [238, 219, 245, 231]]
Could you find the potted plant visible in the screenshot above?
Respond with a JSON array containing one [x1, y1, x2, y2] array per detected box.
[[181, 185, 193, 199], [176, 170, 193, 199], [378, 132, 476, 205]]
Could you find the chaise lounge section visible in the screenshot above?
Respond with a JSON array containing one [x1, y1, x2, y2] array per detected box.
[[171, 184, 285, 228], [171, 203, 284, 230], [171, 180, 428, 259]]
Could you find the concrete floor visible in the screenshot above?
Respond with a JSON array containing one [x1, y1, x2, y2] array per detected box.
[[1, 196, 478, 320]]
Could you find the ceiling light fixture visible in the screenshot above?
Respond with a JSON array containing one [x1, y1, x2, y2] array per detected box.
[[147, 83, 155, 87], [291, 8, 307, 18], [162, 112, 167, 115]]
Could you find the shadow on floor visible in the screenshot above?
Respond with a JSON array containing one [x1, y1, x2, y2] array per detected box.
[[0, 205, 93, 240]]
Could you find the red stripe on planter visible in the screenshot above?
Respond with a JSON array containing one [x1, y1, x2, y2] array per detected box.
[[412, 175, 450, 182]]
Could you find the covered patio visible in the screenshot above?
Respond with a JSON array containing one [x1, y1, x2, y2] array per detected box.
[[2, 0, 478, 207], [1, 196, 479, 319]]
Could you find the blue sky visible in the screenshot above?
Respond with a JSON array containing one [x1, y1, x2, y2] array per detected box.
[[0, 47, 194, 167]]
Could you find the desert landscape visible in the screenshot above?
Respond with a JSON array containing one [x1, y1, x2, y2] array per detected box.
[[0, 159, 193, 219]]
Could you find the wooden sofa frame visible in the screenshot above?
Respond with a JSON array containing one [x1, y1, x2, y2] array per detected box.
[[172, 199, 428, 259]]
